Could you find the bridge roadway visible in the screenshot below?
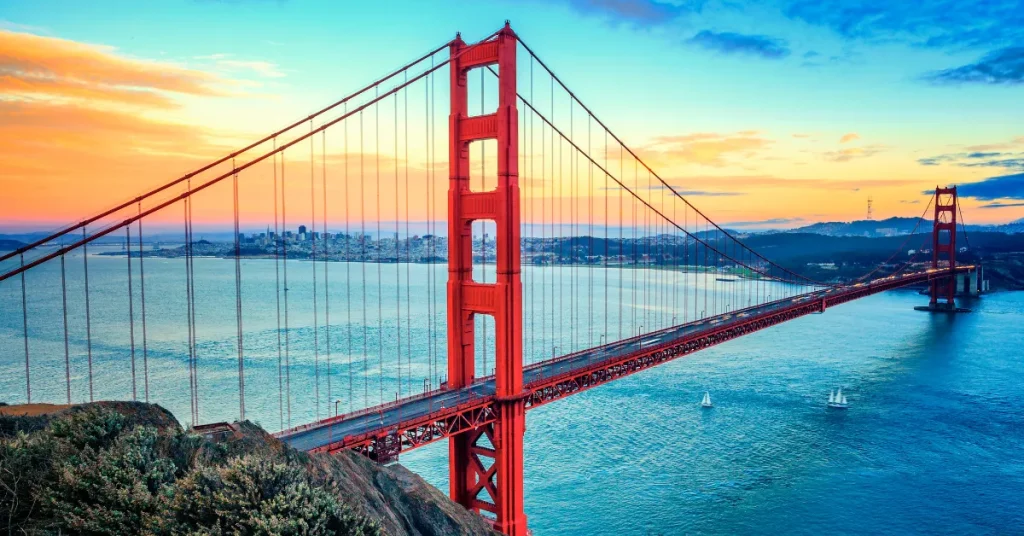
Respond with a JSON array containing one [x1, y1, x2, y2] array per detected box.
[[278, 268, 969, 456]]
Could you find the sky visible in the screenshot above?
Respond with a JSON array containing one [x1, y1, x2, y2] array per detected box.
[[1, 0, 1023, 232]]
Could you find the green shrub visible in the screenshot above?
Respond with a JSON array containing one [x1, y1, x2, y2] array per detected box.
[[0, 406, 379, 536]]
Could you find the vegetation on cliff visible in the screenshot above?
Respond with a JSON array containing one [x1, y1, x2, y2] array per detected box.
[[0, 402, 496, 536]]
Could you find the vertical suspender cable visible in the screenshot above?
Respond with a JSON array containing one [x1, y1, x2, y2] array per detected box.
[[273, 139, 285, 430], [404, 73, 412, 395], [20, 253, 30, 403], [323, 128, 332, 419], [282, 152, 292, 428], [83, 228, 94, 401], [126, 226, 137, 401], [587, 116, 593, 346], [184, 197, 195, 423], [310, 121, 321, 421], [394, 91, 403, 396], [345, 105, 355, 412], [233, 159, 246, 421], [191, 188, 200, 422], [619, 144, 623, 341], [138, 205, 149, 402], [424, 67, 434, 389], [528, 63, 536, 364], [604, 129, 608, 340], [360, 110, 369, 406], [376, 89, 384, 405], [61, 253, 71, 404]]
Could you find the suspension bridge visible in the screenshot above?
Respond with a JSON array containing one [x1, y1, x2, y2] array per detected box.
[[0, 23, 979, 536]]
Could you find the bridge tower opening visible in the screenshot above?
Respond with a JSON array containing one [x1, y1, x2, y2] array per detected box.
[[929, 186, 958, 310], [447, 23, 528, 535]]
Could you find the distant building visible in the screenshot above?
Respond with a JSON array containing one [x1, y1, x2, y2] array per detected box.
[[298, 225, 307, 235]]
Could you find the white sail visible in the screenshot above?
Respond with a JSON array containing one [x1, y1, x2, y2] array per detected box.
[[702, 392, 711, 405], [836, 388, 843, 401], [829, 390, 835, 403], [841, 395, 847, 404]]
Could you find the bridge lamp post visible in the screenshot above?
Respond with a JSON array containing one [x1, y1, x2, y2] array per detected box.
[[335, 399, 341, 417], [672, 315, 677, 326], [599, 334, 605, 346], [638, 325, 644, 349]]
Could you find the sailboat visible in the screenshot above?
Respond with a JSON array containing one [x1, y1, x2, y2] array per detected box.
[[827, 388, 848, 409], [701, 391, 713, 408]]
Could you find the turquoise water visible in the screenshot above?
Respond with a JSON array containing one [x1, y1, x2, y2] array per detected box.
[[2, 251, 1022, 534]]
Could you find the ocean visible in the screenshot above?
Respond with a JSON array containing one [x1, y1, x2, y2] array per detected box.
[[2, 249, 1022, 534]]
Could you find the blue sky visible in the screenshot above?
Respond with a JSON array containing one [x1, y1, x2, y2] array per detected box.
[[1, 0, 1022, 227]]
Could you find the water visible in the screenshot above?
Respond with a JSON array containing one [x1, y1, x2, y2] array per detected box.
[[2, 252, 1023, 534]]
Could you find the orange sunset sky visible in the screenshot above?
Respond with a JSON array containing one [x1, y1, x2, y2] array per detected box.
[[2, 1, 1023, 232]]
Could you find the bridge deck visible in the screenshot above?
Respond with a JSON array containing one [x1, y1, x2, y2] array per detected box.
[[278, 268, 970, 456]]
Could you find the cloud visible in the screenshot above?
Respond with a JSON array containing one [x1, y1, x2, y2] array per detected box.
[[0, 30, 229, 108], [782, 0, 1024, 49], [792, 133, 812, 138], [899, 199, 921, 204], [656, 174, 919, 192], [955, 172, 1024, 200], [979, 201, 1024, 209], [195, 53, 285, 78], [917, 145, 1024, 172], [624, 131, 773, 168], [599, 185, 744, 196], [686, 30, 791, 59], [822, 144, 885, 162], [924, 46, 1024, 85], [559, 0, 699, 25], [839, 132, 859, 143], [0, 30, 254, 224]]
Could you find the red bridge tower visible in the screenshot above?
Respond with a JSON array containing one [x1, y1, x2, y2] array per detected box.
[[929, 186, 958, 310], [447, 24, 528, 535]]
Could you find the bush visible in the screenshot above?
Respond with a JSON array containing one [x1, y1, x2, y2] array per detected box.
[[171, 456, 379, 536], [0, 406, 379, 536]]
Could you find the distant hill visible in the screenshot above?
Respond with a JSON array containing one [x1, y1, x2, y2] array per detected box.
[[0, 239, 25, 251], [788, 217, 928, 238]]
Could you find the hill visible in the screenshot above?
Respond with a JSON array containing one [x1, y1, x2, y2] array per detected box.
[[0, 401, 497, 536], [788, 217, 927, 237]]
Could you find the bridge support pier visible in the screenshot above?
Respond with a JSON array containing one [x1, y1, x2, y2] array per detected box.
[[447, 24, 528, 536], [917, 186, 971, 313]]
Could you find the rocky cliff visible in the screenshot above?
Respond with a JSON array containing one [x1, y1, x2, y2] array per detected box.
[[0, 401, 497, 536]]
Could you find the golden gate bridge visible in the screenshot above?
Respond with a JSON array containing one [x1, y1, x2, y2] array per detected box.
[[0, 23, 978, 536]]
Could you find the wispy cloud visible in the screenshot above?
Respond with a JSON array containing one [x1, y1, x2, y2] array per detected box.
[[917, 143, 1024, 172], [627, 131, 773, 168], [0, 29, 230, 108], [979, 201, 1024, 209], [686, 30, 790, 59], [195, 53, 285, 78], [924, 46, 1024, 85], [839, 132, 859, 143], [823, 144, 885, 162]]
